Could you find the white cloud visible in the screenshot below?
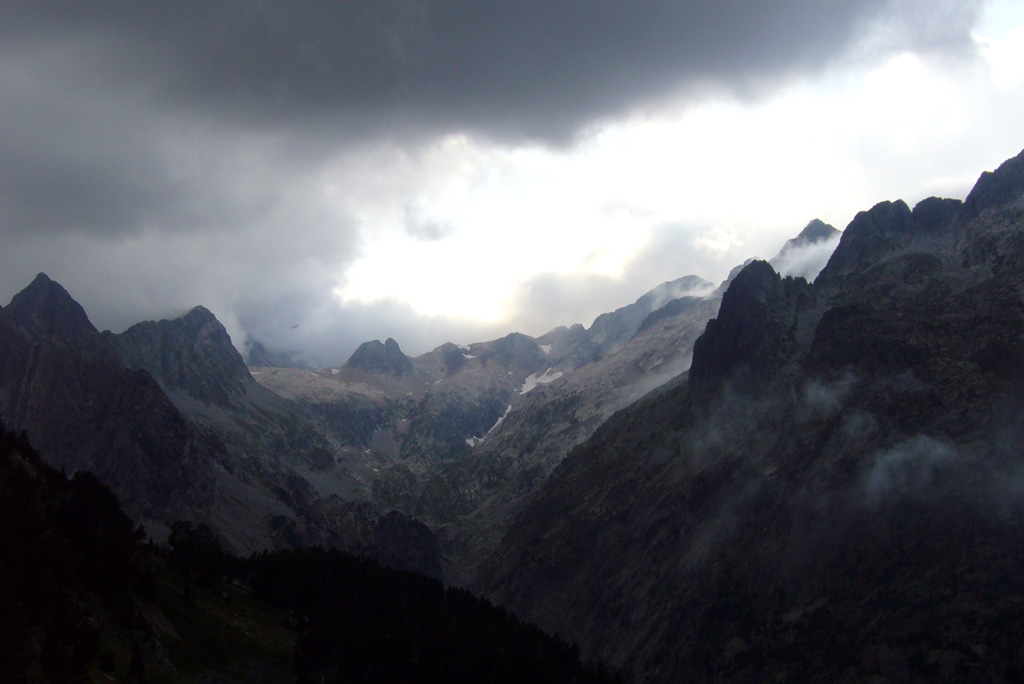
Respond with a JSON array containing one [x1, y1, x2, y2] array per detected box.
[[330, 3, 1024, 338]]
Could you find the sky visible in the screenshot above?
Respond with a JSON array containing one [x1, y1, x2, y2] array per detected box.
[[1, 0, 1022, 367]]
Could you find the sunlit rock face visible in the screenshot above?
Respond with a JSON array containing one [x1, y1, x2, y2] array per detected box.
[[477, 149, 1024, 683]]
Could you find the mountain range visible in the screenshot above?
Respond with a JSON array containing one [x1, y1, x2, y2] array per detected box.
[[478, 149, 1024, 682], [2, 148, 1023, 682]]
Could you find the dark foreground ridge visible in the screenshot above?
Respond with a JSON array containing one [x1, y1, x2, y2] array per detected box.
[[0, 420, 621, 683]]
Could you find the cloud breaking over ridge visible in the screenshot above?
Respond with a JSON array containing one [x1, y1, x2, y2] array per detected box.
[[0, 0, 1016, 366]]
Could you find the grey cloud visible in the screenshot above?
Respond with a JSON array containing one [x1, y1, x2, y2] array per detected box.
[[508, 271, 636, 337], [0, 65, 328, 239], [403, 206, 452, 241], [505, 219, 792, 338], [0, 1, 985, 240], [0, 0, 988, 367], [864, 435, 958, 507], [775, 234, 843, 282], [858, 0, 986, 57], [802, 372, 860, 420], [2, 2, 984, 144]]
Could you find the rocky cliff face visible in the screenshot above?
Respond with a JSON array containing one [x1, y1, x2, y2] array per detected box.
[[251, 277, 727, 583], [411, 290, 722, 584], [108, 305, 258, 408], [477, 149, 1024, 683], [0, 277, 218, 521], [689, 260, 816, 401], [0, 280, 448, 576], [346, 337, 416, 378]]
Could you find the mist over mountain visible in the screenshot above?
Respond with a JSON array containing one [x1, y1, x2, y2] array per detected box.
[[477, 148, 1024, 682], [5, 148, 1024, 682]]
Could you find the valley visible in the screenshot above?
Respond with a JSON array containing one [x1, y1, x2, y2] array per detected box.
[[2, 149, 1023, 682]]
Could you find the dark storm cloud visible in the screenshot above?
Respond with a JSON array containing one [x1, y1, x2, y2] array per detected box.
[[0, 0, 986, 363], [2, 1, 983, 139], [0, 0, 983, 238], [0, 46, 322, 238]]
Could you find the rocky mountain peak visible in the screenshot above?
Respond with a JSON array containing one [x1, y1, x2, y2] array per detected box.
[[769, 219, 842, 281], [479, 332, 545, 374], [814, 199, 917, 289], [537, 323, 601, 368], [911, 196, 962, 236], [792, 218, 839, 246], [588, 275, 712, 352], [346, 337, 414, 378], [182, 305, 218, 327], [5, 273, 99, 343], [689, 260, 815, 402], [437, 342, 468, 376], [963, 147, 1024, 219], [109, 306, 254, 407]]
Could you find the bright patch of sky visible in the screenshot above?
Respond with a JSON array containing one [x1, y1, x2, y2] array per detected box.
[[334, 0, 1024, 325]]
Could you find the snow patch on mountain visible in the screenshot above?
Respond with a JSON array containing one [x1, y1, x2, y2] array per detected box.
[[466, 404, 513, 447], [520, 369, 564, 394]]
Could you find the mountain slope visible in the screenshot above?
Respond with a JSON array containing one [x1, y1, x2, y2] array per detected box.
[[587, 275, 713, 352], [0, 281, 446, 575], [0, 421, 620, 684], [477, 149, 1024, 683], [0, 276, 218, 521], [109, 305, 260, 408]]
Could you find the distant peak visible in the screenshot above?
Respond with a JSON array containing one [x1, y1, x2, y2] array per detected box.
[[795, 219, 839, 244], [20, 272, 65, 298], [769, 220, 842, 281], [346, 338, 413, 377], [4, 272, 101, 345], [774, 220, 840, 257], [182, 305, 220, 326]]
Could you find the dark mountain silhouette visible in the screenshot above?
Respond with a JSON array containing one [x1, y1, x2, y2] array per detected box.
[[0, 422, 620, 684], [0, 279, 447, 576], [0, 276, 217, 521]]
